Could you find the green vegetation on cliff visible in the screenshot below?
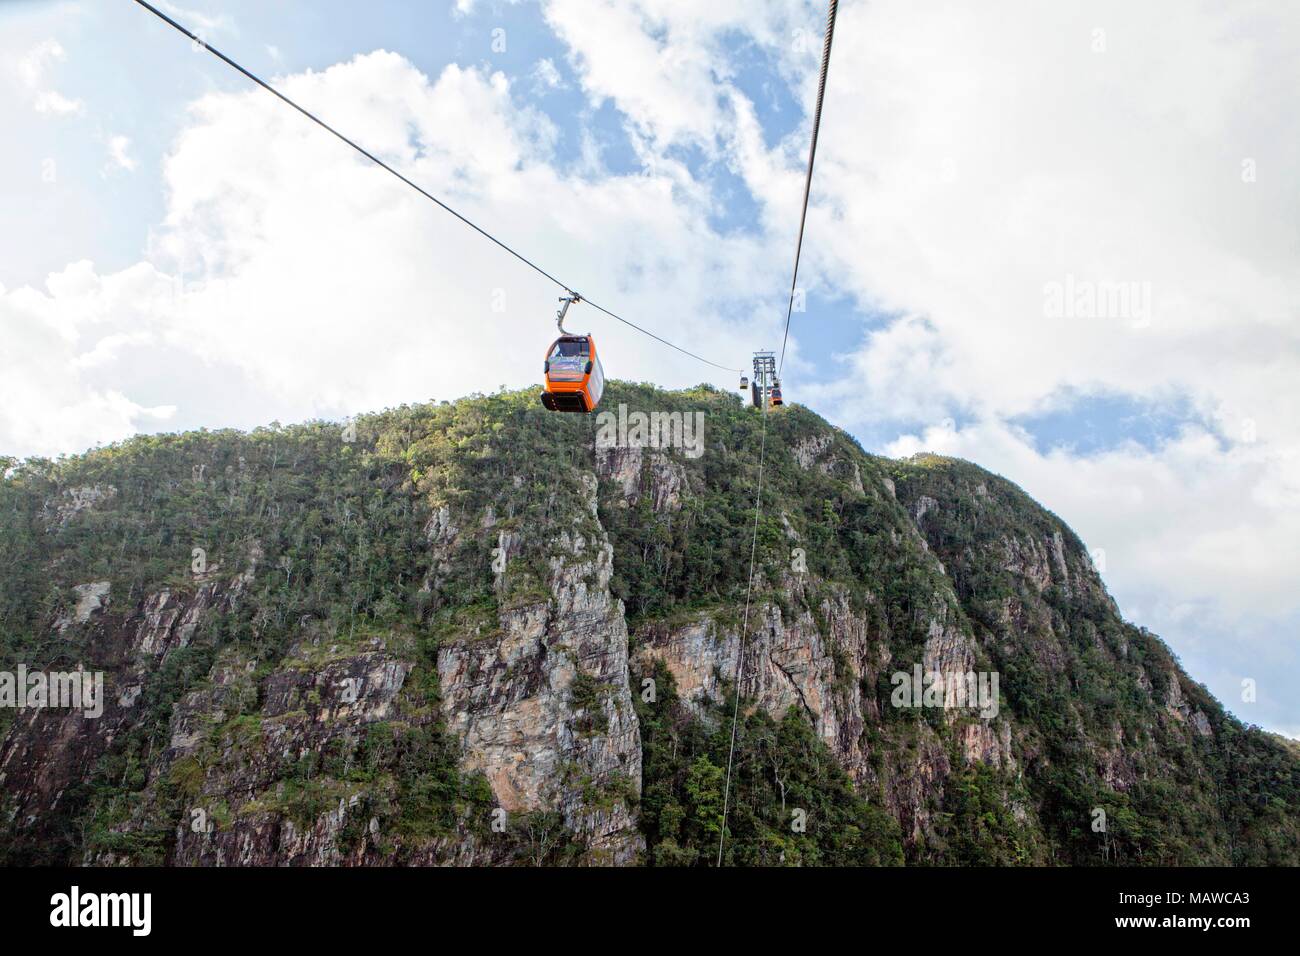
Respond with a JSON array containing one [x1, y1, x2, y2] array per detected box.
[[892, 455, 1300, 864], [634, 659, 903, 866], [2, 384, 1297, 865]]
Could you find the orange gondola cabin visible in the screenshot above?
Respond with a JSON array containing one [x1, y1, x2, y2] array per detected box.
[[541, 334, 605, 413]]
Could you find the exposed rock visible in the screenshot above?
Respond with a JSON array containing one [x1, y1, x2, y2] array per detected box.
[[1, 576, 243, 846], [789, 434, 865, 494], [72, 582, 111, 623], [847, 460, 866, 495], [162, 639, 417, 867], [437, 481, 643, 864], [1162, 676, 1214, 738], [595, 445, 685, 513], [792, 434, 833, 469], [424, 505, 457, 544], [1002, 534, 1054, 591], [43, 485, 116, 528], [959, 720, 1015, 770]]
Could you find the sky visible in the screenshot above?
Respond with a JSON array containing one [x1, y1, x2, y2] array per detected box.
[[1, 0, 1296, 736]]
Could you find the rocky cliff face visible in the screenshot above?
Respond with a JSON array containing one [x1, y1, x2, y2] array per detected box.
[[435, 474, 643, 864], [1, 384, 1296, 865]]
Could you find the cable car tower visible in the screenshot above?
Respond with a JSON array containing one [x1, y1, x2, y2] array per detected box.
[[750, 350, 777, 409]]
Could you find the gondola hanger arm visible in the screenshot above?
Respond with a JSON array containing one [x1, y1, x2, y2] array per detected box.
[[556, 293, 582, 334]]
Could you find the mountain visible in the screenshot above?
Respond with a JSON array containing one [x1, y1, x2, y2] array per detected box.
[[2, 383, 1297, 866]]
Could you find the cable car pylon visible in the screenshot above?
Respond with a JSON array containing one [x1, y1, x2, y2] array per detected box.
[[750, 350, 779, 409]]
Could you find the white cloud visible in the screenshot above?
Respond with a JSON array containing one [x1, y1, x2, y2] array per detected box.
[[14, 39, 83, 115], [15, 39, 62, 89], [0, 262, 177, 457], [157, 2, 235, 40], [32, 89, 82, 116], [106, 135, 137, 173], [798, 1, 1299, 429], [531, 57, 564, 92], [155, 53, 772, 409], [528, 0, 1297, 435], [540, 0, 795, 152], [2, 52, 768, 457]]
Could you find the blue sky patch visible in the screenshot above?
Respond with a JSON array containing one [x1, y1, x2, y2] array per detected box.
[[1013, 390, 1205, 455]]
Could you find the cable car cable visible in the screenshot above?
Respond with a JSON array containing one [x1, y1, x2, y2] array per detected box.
[[716, 386, 770, 868], [777, 0, 839, 379], [582, 298, 740, 372], [129, 0, 741, 375], [717, 0, 839, 867]]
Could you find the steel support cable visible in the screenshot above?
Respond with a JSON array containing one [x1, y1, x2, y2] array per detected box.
[[716, 392, 770, 867], [717, 0, 839, 867], [778, 0, 839, 378], [130, 0, 740, 374]]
